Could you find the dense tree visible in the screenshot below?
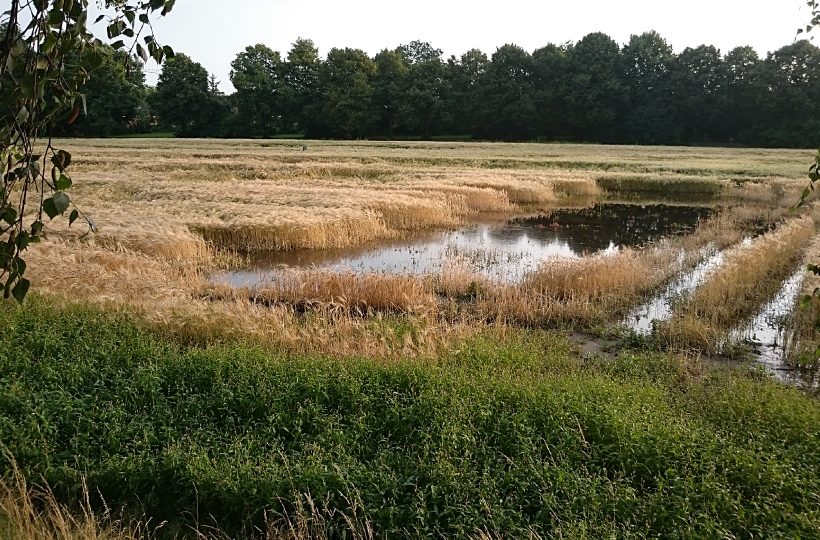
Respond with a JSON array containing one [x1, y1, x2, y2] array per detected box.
[[395, 41, 449, 136], [55, 32, 820, 148], [563, 33, 627, 141], [313, 48, 378, 138], [446, 49, 489, 135], [373, 49, 409, 135], [752, 41, 820, 147], [477, 44, 536, 139], [619, 31, 675, 143], [282, 38, 320, 133], [669, 45, 726, 143], [532, 44, 569, 139], [153, 53, 223, 137], [723, 46, 760, 143], [60, 48, 150, 137], [229, 44, 284, 137]]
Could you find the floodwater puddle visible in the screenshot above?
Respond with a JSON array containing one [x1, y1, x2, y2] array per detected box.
[[729, 268, 804, 365], [627, 250, 815, 386], [625, 237, 754, 334], [728, 267, 814, 385], [625, 245, 727, 334], [212, 203, 713, 287]]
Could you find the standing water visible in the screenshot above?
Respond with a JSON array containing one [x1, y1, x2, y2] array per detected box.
[[212, 203, 714, 287]]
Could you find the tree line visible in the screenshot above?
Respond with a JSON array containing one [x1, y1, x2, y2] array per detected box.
[[62, 32, 820, 148]]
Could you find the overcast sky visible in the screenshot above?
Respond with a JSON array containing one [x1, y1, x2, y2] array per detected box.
[[93, 0, 812, 92]]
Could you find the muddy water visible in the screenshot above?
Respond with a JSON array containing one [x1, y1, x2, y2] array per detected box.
[[213, 203, 714, 287]]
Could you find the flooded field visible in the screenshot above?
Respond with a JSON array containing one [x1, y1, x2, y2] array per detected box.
[[207, 198, 819, 381], [15, 139, 817, 388], [214, 203, 714, 286]]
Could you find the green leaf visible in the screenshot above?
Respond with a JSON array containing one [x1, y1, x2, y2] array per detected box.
[[53, 192, 70, 215], [107, 22, 121, 39], [69, 209, 79, 226], [48, 9, 65, 25], [43, 198, 59, 219], [19, 76, 36, 99], [15, 106, 28, 124], [11, 277, 30, 303], [55, 174, 72, 191], [11, 257, 25, 275], [1, 206, 17, 225], [31, 220, 44, 236], [14, 232, 29, 250], [42, 33, 58, 54], [51, 150, 72, 171]]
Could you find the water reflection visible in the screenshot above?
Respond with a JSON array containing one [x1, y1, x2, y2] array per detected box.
[[728, 268, 817, 387], [626, 246, 726, 334], [213, 203, 713, 287], [627, 251, 817, 387]]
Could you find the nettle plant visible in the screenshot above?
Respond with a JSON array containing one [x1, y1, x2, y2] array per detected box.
[[0, 0, 174, 302]]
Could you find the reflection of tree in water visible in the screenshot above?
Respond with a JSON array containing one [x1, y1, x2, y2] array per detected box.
[[507, 204, 714, 252]]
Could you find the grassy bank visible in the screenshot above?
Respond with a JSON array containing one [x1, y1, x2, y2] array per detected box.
[[1, 300, 819, 538]]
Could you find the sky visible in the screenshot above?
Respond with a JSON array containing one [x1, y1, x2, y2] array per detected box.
[[91, 0, 813, 92]]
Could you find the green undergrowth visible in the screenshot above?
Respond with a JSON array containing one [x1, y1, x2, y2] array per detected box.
[[1, 299, 819, 538]]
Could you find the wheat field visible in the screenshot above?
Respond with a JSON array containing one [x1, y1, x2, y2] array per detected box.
[[15, 138, 818, 357]]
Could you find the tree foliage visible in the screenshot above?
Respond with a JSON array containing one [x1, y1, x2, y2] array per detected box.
[[229, 44, 283, 137], [124, 32, 820, 148], [1, 0, 175, 302]]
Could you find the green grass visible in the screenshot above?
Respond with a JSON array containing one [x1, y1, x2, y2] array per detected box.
[[1, 299, 819, 538]]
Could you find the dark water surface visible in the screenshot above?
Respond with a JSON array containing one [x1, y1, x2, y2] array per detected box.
[[213, 203, 713, 286]]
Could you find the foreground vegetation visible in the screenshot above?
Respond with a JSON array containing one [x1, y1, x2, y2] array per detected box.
[[1, 301, 819, 538]]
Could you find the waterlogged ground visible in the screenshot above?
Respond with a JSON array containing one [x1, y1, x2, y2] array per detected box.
[[212, 200, 818, 384], [625, 244, 813, 385], [214, 203, 714, 285]]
